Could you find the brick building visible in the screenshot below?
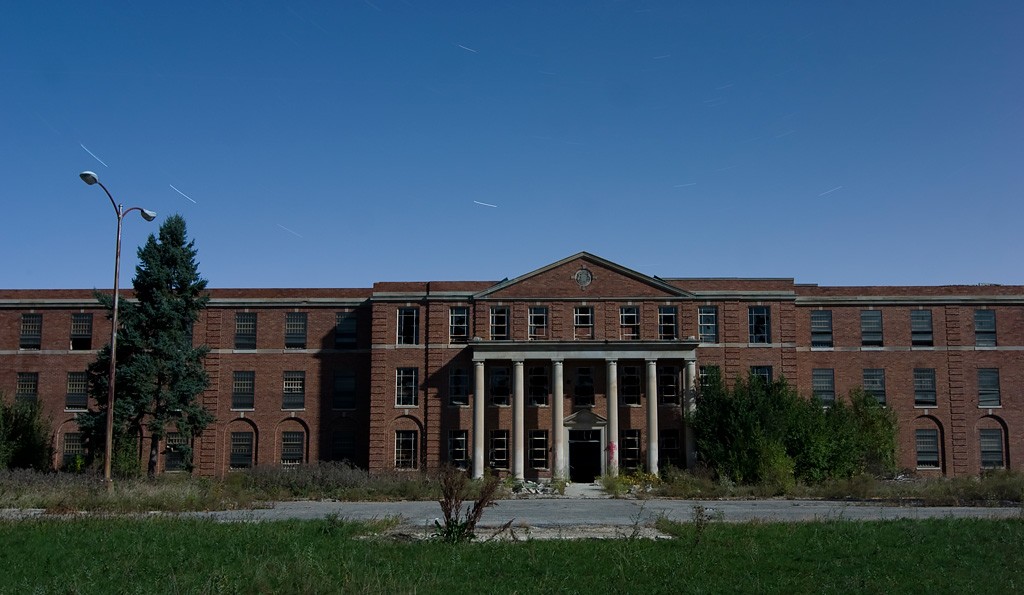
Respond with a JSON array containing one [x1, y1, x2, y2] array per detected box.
[[1, 252, 1020, 479]]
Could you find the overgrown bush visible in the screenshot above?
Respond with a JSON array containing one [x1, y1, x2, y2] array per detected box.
[[0, 394, 54, 470], [693, 370, 897, 486], [434, 466, 503, 542]]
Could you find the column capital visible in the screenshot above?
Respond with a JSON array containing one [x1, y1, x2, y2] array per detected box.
[[605, 357, 618, 364]]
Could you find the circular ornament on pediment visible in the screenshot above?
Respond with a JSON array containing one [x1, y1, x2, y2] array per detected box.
[[574, 267, 593, 288]]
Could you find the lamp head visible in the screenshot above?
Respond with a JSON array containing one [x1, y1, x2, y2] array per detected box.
[[141, 209, 157, 222], [79, 171, 99, 185]]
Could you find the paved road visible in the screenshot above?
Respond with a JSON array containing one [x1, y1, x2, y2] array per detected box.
[[192, 498, 1023, 528]]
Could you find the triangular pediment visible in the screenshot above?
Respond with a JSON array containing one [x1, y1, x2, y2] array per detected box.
[[474, 252, 694, 300], [564, 409, 607, 427]]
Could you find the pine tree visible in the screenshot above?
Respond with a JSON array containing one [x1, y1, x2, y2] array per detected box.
[[83, 214, 213, 477]]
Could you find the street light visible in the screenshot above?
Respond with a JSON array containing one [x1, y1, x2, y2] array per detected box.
[[79, 171, 156, 490]]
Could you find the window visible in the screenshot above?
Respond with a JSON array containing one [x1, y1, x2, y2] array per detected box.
[[282, 371, 305, 410], [489, 366, 510, 406], [232, 371, 255, 409], [975, 309, 996, 347], [574, 366, 595, 406], [397, 308, 419, 345], [978, 369, 1001, 407], [810, 310, 833, 348], [860, 310, 883, 347], [235, 313, 257, 349], [911, 310, 933, 347], [70, 313, 93, 350], [20, 313, 41, 350], [281, 431, 304, 466], [330, 431, 356, 463], [699, 365, 720, 388], [812, 368, 835, 405], [698, 306, 718, 343], [574, 306, 594, 339], [489, 430, 509, 469], [63, 432, 84, 468], [335, 311, 357, 347], [863, 368, 886, 404], [658, 306, 677, 340], [748, 306, 771, 344], [449, 306, 469, 343], [284, 312, 307, 349], [448, 430, 469, 468], [914, 368, 937, 407], [490, 306, 510, 340], [395, 430, 419, 469], [750, 366, 773, 385], [66, 371, 87, 411], [16, 372, 38, 403], [528, 365, 549, 406], [528, 430, 548, 469], [165, 433, 188, 472], [660, 429, 681, 469], [621, 365, 642, 406], [620, 306, 640, 340], [449, 366, 469, 406], [620, 430, 641, 471], [332, 369, 356, 410], [980, 428, 1005, 469], [528, 307, 548, 340], [659, 366, 680, 406], [396, 368, 418, 407], [915, 429, 940, 468], [230, 431, 254, 469]]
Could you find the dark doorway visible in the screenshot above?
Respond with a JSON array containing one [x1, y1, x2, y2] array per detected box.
[[568, 429, 602, 482]]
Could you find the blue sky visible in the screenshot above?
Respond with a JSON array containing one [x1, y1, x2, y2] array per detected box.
[[2, 2, 1021, 289]]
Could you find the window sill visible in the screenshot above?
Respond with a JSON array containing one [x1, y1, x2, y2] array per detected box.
[[528, 404, 550, 408], [861, 345, 884, 350], [282, 408, 306, 412], [916, 466, 941, 471], [810, 346, 834, 351], [914, 404, 938, 409], [231, 408, 255, 412], [64, 409, 87, 413], [979, 405, 1002, 409], [394, 405, 419, 409]]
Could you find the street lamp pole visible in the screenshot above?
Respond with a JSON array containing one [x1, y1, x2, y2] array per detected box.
[[79, 171, 156, 490]]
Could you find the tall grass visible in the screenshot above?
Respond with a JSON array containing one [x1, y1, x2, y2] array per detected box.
[[0, 463, 445, 512], [654, 466, 1024, 505]]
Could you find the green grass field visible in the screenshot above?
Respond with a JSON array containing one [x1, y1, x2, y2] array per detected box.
[[2, 517, 1022, 593]]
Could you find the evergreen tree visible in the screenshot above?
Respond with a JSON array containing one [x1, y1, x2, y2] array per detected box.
[[83, 215, 213, 476]]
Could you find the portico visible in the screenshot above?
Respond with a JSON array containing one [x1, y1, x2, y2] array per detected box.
[[469, 340, 699, 480]]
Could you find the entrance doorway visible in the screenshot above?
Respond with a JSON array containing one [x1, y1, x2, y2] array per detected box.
[[568, 429, 602, 482]]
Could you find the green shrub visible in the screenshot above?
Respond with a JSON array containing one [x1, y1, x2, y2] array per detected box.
[[0, 394, 54, 471], [693, 371, 897, 487]]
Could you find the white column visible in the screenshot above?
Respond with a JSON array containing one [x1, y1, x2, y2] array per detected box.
[[552, 360, 565, 479], [512, 360, 525, 481], [646, 359, 659, 475], [685, 359, 698, 469], [606, 359, 619, 477], [472, 360, 486, 479]]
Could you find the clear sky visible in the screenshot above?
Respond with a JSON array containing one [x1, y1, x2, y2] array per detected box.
[[2, 2, 1021, 289]]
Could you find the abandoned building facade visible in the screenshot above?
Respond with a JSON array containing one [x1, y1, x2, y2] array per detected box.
[[1, 252, 1021, 480]]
